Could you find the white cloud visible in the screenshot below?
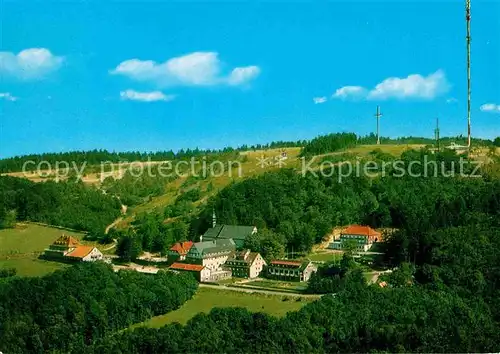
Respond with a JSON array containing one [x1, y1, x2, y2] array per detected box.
[[111, 51, 260, 87], [0, 48, 64, 80], [368, 70, 449, 100], [480, 103, 500, 113], [313, 96, 327, 104], [330, 70, 450, 101], [0, 92, 18, 101], [446, 97, 458, 103], [332, 86, 367, 100], [228, 66, 261, 86], [120, 90, 176, 102]]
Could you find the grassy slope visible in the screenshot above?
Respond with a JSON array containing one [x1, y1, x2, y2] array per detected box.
[[0, 223, 106, 276], [122, 145, 399, 222], [126, 145, 418, 217], [132, 287, 313, 328]]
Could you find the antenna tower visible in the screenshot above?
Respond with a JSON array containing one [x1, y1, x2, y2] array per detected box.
[[434, 117, 440, 151], [466, 0, 471, 149]]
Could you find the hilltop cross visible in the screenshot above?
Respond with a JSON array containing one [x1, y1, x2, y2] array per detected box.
[[374, 106, 382, 145]]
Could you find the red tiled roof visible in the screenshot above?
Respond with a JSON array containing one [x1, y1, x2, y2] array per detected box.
[[169, 241, 194, 255], [53, 234, 80, 248], [270, 260, 302, 267], [66, 245, 93, 258], [342, 225, 381, 238], [169, 262, 204, 272]]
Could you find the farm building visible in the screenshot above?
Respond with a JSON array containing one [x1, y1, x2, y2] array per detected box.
[[43, 234, 103, 262]]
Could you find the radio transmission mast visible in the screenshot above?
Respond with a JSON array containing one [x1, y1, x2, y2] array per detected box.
[[466, 0, 471, 148], [434, 117, 440, 151]]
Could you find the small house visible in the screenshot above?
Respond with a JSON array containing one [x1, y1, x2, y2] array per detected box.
[[43, 234, 103, 262], [168, 241, 194, 262]]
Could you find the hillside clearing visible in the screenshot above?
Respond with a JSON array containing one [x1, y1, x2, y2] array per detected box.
[[0, 223, 108, 276], [132, 287, 314, 328]]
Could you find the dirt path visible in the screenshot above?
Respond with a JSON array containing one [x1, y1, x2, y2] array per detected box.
[[102, 239, 118, 251], [105, 217, 123, 234]]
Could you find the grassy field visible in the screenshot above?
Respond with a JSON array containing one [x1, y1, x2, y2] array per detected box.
[[133, 287, 314, 328], [0, 223, 98, 277], [243, 280, 308, 292], [308, 251, 343, 263]]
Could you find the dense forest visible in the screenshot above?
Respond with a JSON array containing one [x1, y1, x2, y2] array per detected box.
[[0, 263, 198, 353], [112, 213, 191, 260], [0, 176, 121, 233], [300, 132, 358, 156], [86, 216, 500, 353], [86, 285, 499, 353]]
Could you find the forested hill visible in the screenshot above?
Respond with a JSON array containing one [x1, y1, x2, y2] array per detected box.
[[0, 176, 121, 233], [0, 263, 198, 353]]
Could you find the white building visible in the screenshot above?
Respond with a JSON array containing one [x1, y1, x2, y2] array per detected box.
[[185, 239, 236, 281]]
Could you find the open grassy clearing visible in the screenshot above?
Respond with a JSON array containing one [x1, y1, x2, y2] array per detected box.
[[1, 161, 171, 185], [132, 287, 314, 328], [242, 280, 308, 291], [0, 223, 109, 277], [307, 251, 343, 263], [347, 144, 426, 156]]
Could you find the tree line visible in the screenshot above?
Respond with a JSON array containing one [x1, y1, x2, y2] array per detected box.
[[0, 262, 198, 353], [0, 140, 305, 173], [3, 134, 496, 173], [0, 176, 121, 233]]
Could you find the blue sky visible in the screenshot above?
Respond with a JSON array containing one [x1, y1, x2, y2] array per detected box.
[[1, 1, 499, 158]]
